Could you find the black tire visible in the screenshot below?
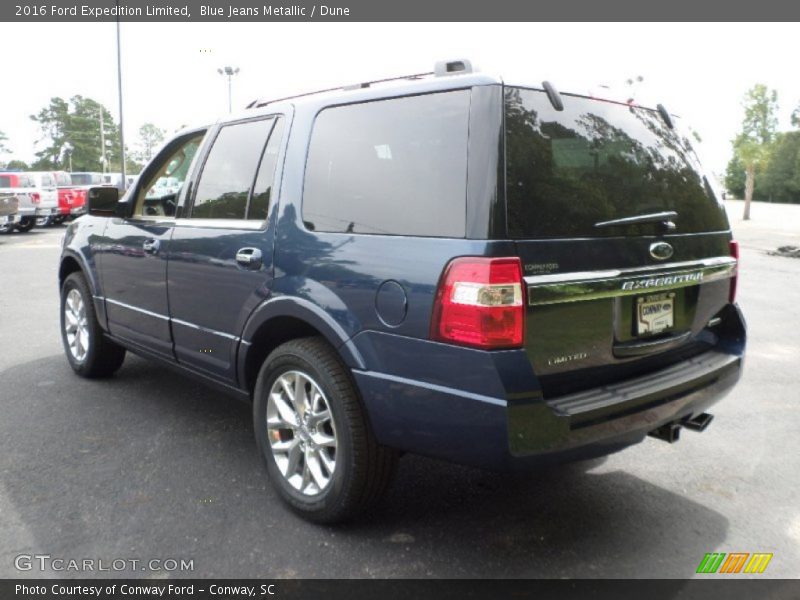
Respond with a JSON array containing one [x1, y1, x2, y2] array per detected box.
[[253, 337, 398, 523], [15, 218, 35, 232], [36, 216, 52, 227], [0, 222, 15, 234], [60, 272, 126, 378]]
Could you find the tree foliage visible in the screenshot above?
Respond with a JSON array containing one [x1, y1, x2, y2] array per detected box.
[[4, 159, 29, 170], [30, 96, 128, 172], [731, 84, 779, 219], [726, 94, 800, 205], [135, 123, 167, 164], [0, 130, 9, 155]]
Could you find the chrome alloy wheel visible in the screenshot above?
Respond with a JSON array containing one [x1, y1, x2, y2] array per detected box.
[[266, 370, 338, 496], [64, 288, 89, 362]]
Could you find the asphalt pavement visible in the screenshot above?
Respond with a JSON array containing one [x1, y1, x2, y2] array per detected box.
[[0, 200, 798, 578]]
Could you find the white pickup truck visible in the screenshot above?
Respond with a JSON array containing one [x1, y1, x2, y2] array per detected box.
[[0, 192, 21, 232], [0, 172, 56, 232], [27, 171, 61, 226]]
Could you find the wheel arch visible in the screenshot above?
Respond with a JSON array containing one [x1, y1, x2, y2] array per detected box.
[[238, 296, 365, 398], [59, 250, 107, 330]]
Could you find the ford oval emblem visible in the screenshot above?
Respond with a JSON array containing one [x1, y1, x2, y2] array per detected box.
[[649, 242, 674, 261]]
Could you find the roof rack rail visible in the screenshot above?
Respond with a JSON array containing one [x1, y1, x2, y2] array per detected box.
[[247, 70, 434, 109], [246, 58, 475, 109]]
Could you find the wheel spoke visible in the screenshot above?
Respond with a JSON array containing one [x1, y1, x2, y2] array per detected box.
[[308, 409, 331, 427], [271, 392, 299, 428], [300, 451, 312, 492], [306, 451, 328, 489], [311, 431, 336, 447], [318, 450, 335, 475], [284, 439, 302, 476]]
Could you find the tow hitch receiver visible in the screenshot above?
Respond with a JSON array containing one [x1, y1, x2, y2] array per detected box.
[[683, 412, 714, 432], [648, 422, 682, 443]]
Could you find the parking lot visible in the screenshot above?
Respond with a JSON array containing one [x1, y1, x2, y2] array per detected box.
[[0, 199, 798, 579]]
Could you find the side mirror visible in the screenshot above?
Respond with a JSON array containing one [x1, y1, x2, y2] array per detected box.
[[87, 187, 119, 216]]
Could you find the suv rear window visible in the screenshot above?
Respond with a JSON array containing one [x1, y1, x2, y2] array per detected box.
[[505, 87, 728, 238], [302, 90, 470, 237], [0, 175, 12, 187], [70, 174, 94, 185]]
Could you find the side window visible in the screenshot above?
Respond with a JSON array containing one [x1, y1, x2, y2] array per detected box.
[[191, 118, 275, 220], [134, 132, 204, 217], [302, 90, 470, 237], [249, 117, 284, 221]]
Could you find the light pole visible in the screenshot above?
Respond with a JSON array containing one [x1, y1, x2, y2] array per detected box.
[[217, 66, 240, 113], [116, 3, 127, 188]]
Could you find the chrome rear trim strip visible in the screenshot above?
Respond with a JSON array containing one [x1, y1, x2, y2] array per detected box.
[[525, 256, 736, 306]]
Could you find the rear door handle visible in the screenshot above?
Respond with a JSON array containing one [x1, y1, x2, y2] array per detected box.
[[236, 247, 262, 269], [143, 239, 160, 254]]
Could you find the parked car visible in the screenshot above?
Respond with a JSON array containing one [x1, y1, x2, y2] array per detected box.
[[58, 61, 746, 523], [0, 192, 21, 232], [0, 172, 43, 232], [65, 172, 106, 218], [102, 172, 127, 191], [26, 171, 61, 226], [51, 170, 83, 224]]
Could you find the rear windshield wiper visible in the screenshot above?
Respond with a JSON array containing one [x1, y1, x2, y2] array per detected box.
[[594, 211, 678, 229]]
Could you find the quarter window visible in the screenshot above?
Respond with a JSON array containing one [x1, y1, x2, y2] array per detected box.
[[249, 118, 284, 221], [192, 118, 276, 220], [302, 90, 470, 237]]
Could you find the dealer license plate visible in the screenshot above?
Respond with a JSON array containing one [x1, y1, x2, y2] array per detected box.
[[636, 293, 675, 335]]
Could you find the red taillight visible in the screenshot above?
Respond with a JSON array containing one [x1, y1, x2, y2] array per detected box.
[[31, 192, 41, 204], [431, 257, 525, 349], [729, 240, 739, 303]]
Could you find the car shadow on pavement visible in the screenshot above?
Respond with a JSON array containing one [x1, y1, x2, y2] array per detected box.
[[0, 354, 728, 579]]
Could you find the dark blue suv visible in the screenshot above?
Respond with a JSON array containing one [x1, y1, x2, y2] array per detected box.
[[59, 61, 746, 522]]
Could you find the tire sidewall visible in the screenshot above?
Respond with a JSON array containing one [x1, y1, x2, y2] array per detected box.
[[60, 274, 96, 376], [253, 345, 355, 516]]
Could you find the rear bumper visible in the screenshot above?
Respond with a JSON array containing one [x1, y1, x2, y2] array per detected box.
[[0, 214, 21, 225], [353, 306, 746, 471], [36, 206, 59, 217]]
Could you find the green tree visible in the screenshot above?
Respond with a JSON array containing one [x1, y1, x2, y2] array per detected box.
[[4, 159, 29, 170], [135, 123, 166, 164], [732, 84, 778, 220], [791, 102, 800, 128], [761, 132, 800, 203], [30, 96, 128, 172]]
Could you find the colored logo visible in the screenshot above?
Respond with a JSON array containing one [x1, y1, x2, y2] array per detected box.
[[696, 552, 773, 574]]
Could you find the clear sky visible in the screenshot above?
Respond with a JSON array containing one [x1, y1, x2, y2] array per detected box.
[[2, 21, 799, 179]]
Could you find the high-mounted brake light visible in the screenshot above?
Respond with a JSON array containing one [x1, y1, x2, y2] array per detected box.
[[729, 240, 739, 303], [431, 257, 525, 349]]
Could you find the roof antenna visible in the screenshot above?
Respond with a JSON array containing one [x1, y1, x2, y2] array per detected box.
[[542, 81, 564, 111], [657, 104, 674, 129]]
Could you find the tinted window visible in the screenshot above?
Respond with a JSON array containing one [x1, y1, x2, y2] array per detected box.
[[54, 172, 71, 186], [302, 91, 469, 237], [70, 174, 92, 185], [249, 118, 283, 221], [505, 87, 728, 238], [0, 175, 11, 187], [192, 118, 274, 220]]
